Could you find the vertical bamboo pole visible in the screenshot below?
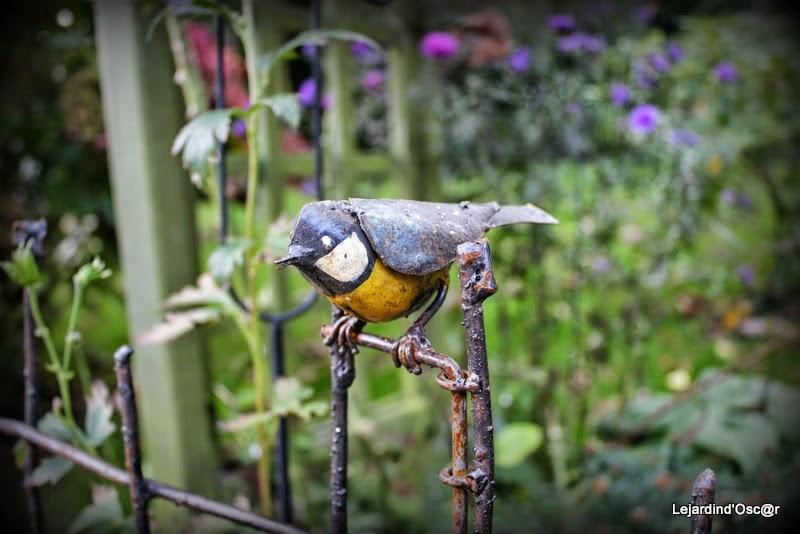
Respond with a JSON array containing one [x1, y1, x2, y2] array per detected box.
[[93, 2, 218, 528]]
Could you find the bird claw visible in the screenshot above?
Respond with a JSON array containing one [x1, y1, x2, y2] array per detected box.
[[392, 325, 429, 375], [324, 315, 362, 356]]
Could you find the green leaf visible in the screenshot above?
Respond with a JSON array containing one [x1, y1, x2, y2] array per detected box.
[[27, 456, 74, 486], [219, 378, 326, 433], [1, 242, 41, 287], [84, 382, 116, 448], [259, 30, 381, 86], [38, 412, 73, 442], [692, 408, 778, 474], [136, 307, 221, 346], [171, 109, 241, 175], [765, 381, 800, 443], [495, 422, 543, 469], [13, 439, 27, 469], [164, 274, 235, 310], [207, 240, 249, 285], [68, 495, 125, 534], [253, 93, 301, 130]]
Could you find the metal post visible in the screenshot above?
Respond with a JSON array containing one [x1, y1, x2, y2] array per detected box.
[[271, 320, 293, 523], [690, 468, 716, 534], [450, 388, 468, 533], [329, 308, 355, 534], [114, 346, 151, 534], [22, 292, 43, 534], [457, 239, 497, 534], [13, 219, 46, 534]]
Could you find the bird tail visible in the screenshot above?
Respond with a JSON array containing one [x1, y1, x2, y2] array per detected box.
[[486, 203, 558, 228]]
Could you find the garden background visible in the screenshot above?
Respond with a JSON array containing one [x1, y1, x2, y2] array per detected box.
[[1, 0, 799, 532]]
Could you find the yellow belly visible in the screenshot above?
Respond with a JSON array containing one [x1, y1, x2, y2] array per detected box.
[[328, 258, 449, 323]]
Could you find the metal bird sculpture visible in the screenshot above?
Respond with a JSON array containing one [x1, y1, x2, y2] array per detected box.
[[276, 198, 557, 373]]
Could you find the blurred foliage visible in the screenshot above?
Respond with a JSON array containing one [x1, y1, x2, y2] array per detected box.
[[2, 1, 800, 533]]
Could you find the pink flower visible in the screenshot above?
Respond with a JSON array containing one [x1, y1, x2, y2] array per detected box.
[[361, 69, 385, 92], [420, 32, 459, 59]]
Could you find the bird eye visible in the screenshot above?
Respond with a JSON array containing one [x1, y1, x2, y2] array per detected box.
[[313, 233, 368, 283]]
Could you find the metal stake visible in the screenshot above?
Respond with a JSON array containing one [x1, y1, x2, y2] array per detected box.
[[329, 307, 355, 534], [22, 290, 43, 534], [13, 219, 46, 534], [690, 468, 716, 534], [114, 346, 150, 534], [458, 239, 497, 534]]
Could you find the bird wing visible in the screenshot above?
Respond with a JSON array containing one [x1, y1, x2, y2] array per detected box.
[[349, 198, 556, 276]]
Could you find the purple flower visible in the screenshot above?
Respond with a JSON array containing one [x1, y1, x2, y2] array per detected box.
[[738, 264, 755, 287], [302, 43, 321, 59], [232, 119, 246, 138], [593, 256, 611, 274], [508, 47, 532, 72], [350, 41, 380, 64], [557, 32, 606, 55], [634, 60, 659, 89], [648, 53, 670, 73], [548, 14, 576, 33], [297, 78, 331, 109], [420, 32, 459, 59], [611, 83, 631, 107], [628, 104, 660, 135], [361, 69, 385, 92], [720, 188, 753, 210], [670, 129, 700, 147], [351, 41, 372, 58], [666, 42, 684, 64], [714, 61, 738, 83], [581, 34, 607, 54]]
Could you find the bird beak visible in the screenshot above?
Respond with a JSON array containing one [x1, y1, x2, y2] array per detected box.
[[274, 255, 298, 269], [274, 244, 313, 269]]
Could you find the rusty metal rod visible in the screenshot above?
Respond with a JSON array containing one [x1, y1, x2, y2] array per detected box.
[[22, 290, 43, 534], [450, 390, 468, 534], [318, 326, 477, 391], [0, 417, 307, 534], [113, 346, 150, 534], [690, 468, 716, 534], [329, 307, 354, 534], [271, 320, 294, 524], [458, 239, 496, 534]]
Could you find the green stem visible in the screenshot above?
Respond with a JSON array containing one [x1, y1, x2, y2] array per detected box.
[[240, 0, 272, 515], [73, 343, 92, 401], [25, 288, 83, 445], [63, 280, 83, 376]]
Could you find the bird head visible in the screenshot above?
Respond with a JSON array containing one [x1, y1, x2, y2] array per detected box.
[[275, 201, 376, 296]]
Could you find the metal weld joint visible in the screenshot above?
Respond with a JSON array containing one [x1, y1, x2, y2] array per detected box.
[[457, 240, 497, 306]]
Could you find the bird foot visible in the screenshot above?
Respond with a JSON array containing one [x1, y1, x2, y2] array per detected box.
[[392, 324, 430, 375], [324, 315, 363, 356]]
